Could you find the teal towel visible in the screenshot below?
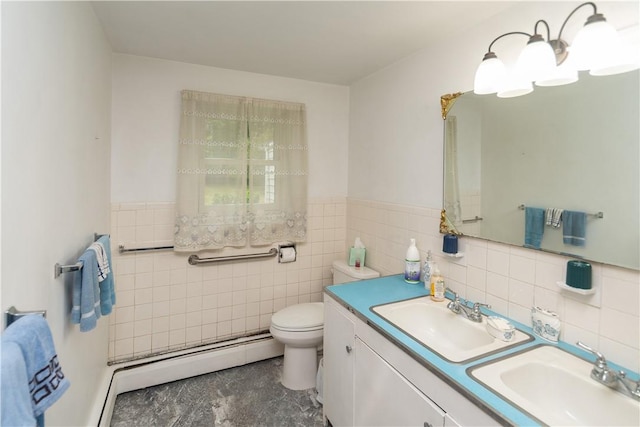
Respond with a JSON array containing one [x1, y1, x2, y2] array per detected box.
[[97, 235, 116, 315], [563, 210, 587, 246], [1, 315, 70, 425], [524, 207, 545, 249], [71, 249, 101, 332]]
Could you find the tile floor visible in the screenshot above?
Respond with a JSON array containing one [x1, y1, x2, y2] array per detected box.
[[110, 357, 324, 426]]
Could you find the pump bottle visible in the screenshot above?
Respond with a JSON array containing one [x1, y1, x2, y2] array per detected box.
[[404, 238, 420, 284], [430, 263, 445, 301]]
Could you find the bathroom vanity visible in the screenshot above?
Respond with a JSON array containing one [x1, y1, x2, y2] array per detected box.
[[323, 275, 640, 427], [324, 295, 491, 426]]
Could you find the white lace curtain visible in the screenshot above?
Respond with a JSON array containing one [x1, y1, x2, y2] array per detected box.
[[175, 90, 308, 252]]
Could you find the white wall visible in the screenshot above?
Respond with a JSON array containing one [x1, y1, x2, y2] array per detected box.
[[1, 2, 112, 425], [111, 54, 350, 203], [348, 1, 640, 371]]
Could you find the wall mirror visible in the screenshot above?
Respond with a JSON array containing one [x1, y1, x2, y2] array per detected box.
[[441, 70, 639, 270]]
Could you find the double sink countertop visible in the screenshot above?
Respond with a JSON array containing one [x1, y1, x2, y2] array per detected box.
[[324, 274, 632, 426]]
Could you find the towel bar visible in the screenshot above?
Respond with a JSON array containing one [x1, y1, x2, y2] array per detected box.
[[54, 232, 109, 278], [54, 262, 83, 278], [5, 306, 46, 328], [118, 244, 174, 254], [462, 216, 484, 223], [188, 247, 278, 265], [518, 204, 603, 219]]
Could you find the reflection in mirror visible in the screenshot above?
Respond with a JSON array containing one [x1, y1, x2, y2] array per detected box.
[[442, 70, 639, 270]]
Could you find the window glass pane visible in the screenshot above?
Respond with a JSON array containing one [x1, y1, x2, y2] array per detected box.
[[203, 161, 246, 206], [203, 119, 247, 160], [250, 164, 276, 204], [248, 122, 276, 161]]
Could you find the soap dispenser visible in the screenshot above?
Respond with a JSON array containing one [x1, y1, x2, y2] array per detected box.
[[430, 263, 445, 301], [404, 238, 420, 284]]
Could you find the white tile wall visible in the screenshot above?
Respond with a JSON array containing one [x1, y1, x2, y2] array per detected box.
[[108, 198, 346, 363], [347, 198, 640, 373]]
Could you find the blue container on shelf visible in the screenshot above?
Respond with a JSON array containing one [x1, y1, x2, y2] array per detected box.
[[566, 260, 592, 290], [443, 234, 458, 254]]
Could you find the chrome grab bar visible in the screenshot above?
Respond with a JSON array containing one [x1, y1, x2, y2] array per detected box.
[[188, 247, 278, 265]]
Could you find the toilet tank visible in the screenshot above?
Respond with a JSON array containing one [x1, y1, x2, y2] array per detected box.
[[332, 260, 380, 285]]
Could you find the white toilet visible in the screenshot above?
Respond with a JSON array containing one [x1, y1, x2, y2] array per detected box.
[[270, 260, 380, 390]]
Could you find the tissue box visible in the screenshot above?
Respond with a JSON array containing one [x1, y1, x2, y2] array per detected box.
[[349, 247, 366, 267]]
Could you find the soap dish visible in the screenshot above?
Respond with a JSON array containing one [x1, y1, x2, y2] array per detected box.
[[486, 316, 515, 342]]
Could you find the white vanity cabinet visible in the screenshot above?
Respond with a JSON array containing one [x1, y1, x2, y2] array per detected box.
[[323, 295, 356, 426], [354, 338, 447, 427], [324, 294, 496, 427]]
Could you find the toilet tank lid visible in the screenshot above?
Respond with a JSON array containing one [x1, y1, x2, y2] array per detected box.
[[332, 260, 380, 280], [271, 302, 324, 330]]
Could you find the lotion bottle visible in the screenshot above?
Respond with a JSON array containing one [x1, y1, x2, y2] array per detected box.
[[404, 238, 420, 284]]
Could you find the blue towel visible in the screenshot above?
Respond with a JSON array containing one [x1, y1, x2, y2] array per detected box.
[[1, 341, 36, 426], [524, 207, 545, 249], [71, 249, 101, 332], [1, 315, 70, 425], [563, 210, 587, 246], [97, 235, 116, 315]]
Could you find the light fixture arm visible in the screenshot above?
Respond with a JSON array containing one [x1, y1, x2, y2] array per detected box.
[[533, 20, 551, 40], [486, 31, 531, 54], [557, 2, 597, 43]]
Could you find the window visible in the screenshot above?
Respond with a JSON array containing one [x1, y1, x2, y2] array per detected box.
[[175, 91, 308, 251]]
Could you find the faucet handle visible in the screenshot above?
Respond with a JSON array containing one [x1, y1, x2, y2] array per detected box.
[[576, 341, 607, 365], [577, 341, 619, 386], [473, 302, 491, 311], [618, 371, 640, 399]]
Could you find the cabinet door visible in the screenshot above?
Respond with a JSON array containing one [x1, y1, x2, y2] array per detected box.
[[323, 297, 355, 427], [444, 414, 462, 427], [354, 338, 445, 427]]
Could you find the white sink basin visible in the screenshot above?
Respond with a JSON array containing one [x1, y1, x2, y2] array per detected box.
[[371, 297, 532, 363], [469, 345, 640, 426]]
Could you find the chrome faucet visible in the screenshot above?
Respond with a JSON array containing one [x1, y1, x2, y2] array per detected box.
[[577, 341, 640, 401], [446, 291, 490, 323]]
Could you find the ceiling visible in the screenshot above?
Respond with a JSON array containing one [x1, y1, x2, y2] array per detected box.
[[91, 1, 516, 85]]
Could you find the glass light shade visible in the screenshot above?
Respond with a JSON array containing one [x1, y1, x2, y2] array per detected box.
[[497, 71, 533, 98], [474, 54, 507, 95], [589, 39, 639, 76], [536, 58, 579, 87], [515, 36, 557, 82], [570, 17, 620, 71]]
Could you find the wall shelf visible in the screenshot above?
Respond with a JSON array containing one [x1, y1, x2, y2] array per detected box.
[[556, 281, 595, 295], [443, 252, 464, 258]]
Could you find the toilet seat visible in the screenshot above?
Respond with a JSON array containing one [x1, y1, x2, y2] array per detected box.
[[271, 302, 324, 332]]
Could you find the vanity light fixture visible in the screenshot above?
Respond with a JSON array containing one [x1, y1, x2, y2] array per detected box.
[[473, 2, 638, 97]]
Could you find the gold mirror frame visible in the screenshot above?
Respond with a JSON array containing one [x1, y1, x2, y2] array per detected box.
[[439, 92, 463, 235], [441, 92, 462, 120]]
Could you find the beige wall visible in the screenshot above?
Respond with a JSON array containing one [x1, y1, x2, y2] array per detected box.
[[108, 198, 346, 362]]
